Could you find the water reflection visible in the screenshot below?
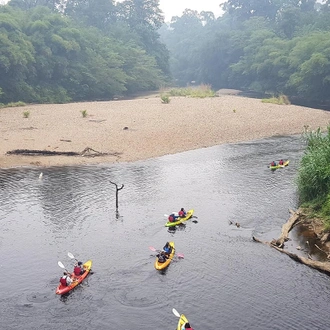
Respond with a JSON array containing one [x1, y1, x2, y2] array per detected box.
[[2, 134, 330, 330]]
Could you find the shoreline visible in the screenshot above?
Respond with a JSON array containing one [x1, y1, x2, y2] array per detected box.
[[1, 93, 330, 169]]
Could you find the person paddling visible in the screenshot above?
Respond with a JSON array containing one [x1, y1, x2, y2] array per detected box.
[[60, 272, 72, 286], [178, 208, 186, 217], [73, 261, 85, 276]]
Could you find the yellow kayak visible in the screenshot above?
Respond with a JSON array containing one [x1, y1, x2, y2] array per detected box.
[[269, 160, 290, 170], [154, 241, 175, 270], [165, 209, 194, 227], [177, 313, 189, 330]]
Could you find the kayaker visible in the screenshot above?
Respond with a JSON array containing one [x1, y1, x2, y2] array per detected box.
[[163, 242, 172, 255], [60, 272, 73, 286], [157, 251, 168, 263], [270, 161, 277, 166], [168, 213, 178, 222], [73, 261, 85, 276], [178, 208, 186, 217], [183, 322, 193, 330], [279, 159, 284, 165]]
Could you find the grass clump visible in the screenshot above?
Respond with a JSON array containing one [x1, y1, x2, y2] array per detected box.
[[296, 126, 330, 228], [168, 84, 216, 98], [261, 94, 291, 105], [0, 101, 26, 109], [160, 94, 170, 104], [23, 110, 30, 118], [81, 110, 88, 118]]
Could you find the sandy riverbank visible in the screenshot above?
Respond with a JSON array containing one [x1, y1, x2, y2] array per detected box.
[[1, 93, 330, 169]]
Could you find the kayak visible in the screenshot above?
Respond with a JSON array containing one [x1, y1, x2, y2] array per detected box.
[[177, 313, 189, 330], [56, 260, 92, 295], [154, 241, 175, 270], [165, 209, 194, 227], [269, 160, 290, 170]]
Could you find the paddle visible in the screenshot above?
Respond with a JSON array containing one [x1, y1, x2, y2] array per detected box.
[[58, 261, 69, 273], [68, 252, 78, 262], [172, 308, 181, 318], [149, 246, 184, 258]]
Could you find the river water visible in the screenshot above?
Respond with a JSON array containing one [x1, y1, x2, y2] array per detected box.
[[0, 134, 329, 330]]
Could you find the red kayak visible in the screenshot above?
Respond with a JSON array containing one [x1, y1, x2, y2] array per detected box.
[[56, 260, 92, 295]]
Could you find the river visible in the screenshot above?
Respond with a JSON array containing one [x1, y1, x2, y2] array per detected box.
[[0, 134, 329, 330]]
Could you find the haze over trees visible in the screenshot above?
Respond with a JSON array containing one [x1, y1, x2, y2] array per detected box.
[[1, 0, 330, 104], [159, 0, 330, 103], [0, 0, 169, 103]]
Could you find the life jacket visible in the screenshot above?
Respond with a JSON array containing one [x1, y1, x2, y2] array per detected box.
[[279, 160, 284, 165], [74, 266, 82, 276], [164, 246, 171, 254], [169, 215, 175, 222], [178, 210, 185, 217], [60, 276, 67, 286]]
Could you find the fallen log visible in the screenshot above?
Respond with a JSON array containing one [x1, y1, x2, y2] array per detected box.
[[6, 147, 122, 158], [272, 209, 303, 247], [253, 236, 330, 275]]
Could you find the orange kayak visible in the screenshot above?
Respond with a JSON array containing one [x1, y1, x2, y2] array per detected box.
[[56, 260, 92, 295]]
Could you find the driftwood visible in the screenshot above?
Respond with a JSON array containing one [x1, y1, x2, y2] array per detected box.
[[6, 147, 122, 158], [272, 209, 302, 247], [253, 236, 330, 275], [253, 208, 330, 275]]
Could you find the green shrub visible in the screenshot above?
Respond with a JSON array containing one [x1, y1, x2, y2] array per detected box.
[[296, 126, 330, 204], [261, 94, 291, 105], [160, 94, 170, 103], [23, 110, 30, 118], [167, 84, 216, 98], [81, 110, 88, 118]]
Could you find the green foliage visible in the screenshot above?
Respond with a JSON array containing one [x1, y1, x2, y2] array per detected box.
[[168, 85, 216, 98], [160, 94, 170, 103], [0, 101, 26, 108], [297, 126, 330, 205], [81, 109, 88, 117], [261, 94, 290, 105], [23, 110, 30, 118]]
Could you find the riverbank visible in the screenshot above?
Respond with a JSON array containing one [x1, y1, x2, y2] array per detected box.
[[1, 93, 330, 169]]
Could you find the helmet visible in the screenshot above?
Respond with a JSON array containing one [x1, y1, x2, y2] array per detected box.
[[78, 261, 83, 266], [181, 208, 184, 211]]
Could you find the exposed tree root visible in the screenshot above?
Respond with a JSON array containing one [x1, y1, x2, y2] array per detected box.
[[253, 208, 330, 275], [6, 147, 122, 158]]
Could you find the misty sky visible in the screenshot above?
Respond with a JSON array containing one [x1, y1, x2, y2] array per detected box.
[[0, 0, 224, 20], [159, 0, 224, 21]]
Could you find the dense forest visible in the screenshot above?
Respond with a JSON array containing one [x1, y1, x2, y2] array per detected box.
[[0, 0, 169, 103], [160, 0, 330, 104], [1, 0, 330, 104]]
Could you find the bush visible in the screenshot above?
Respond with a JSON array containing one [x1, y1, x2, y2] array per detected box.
[[160, 94, 170, 104], [81, 110, 88, 118], [261, 94, 291, 105], [23, 110, 30, 118], [168, 84, 216, 98]]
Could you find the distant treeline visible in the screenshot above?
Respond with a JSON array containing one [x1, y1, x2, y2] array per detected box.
[[159, 0, 330, 103], [0, 0, 169, 104], [2, 0, 330, 105]]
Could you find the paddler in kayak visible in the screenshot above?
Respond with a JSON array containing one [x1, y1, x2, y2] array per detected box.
[[183, 322, 193, 329], [279, 159, 284, 165], [270, 161, 277, 167], [73, 261, 85, 276], [178, 208, 186, 217], [168, 213, 178, 222], [163, 242, 172, 255], [60, 272, 73, 286], [156, 251, 168, 263]]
